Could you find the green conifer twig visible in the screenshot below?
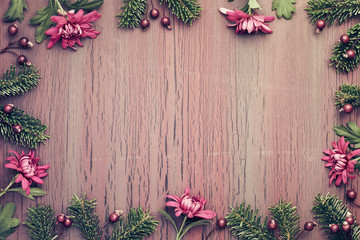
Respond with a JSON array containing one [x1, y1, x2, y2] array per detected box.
[[115, 0, 148, 29], [335, 84, 360, 108], [24, 205, 57, 240], [160, 0, 202, 24], [226, 203, 277, 240], [0, 65, 40, 98], [109, 207, 158, 240], [306, 0, 360, 26], [0, 105, 49, 149]]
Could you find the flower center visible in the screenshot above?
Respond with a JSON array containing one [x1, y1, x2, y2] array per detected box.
[[20, 157, 38, 177], [60, 23, 82, 39]]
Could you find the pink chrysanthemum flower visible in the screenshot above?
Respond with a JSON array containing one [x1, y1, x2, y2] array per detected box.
[[322, 136, 360, 186], [45, 9, 101, 50], [166, 187, 216, 219], [5, 151, 50, 195], [219, 7, 274, 34]]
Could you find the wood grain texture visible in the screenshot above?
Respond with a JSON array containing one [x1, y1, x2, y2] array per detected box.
[[1, 0, 360, 239]]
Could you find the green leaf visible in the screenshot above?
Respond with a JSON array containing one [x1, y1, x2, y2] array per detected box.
[[333, 122, 360, 146], [158, 209, 178, 232], [29, 0, 58, 43], [3, 0, 28, 22], [8, 187, 47, 201], [241, 0, 261, 13], [60, 0, 103, 12], [178, 219, 212, 239], [0, 202, 20, 240], [272, 0, 296, 20]]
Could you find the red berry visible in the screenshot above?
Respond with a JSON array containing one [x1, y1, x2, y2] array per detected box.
[[150, 9, 160, 19], [19, 37, 29, 48], [340, 34, 350, 44], [345, 49, 356, 60], [329, 223, 339, 233], [17, 55, 27, 65], [217, 218, 227, 228], [109, 213, 119, 223], [140, 19, 150, 30], [345, 216, 355, 225], [267, 219, 277, 230], [3, 104, 14, 114], [12, 124, 22, 134], [57, 214, 66, 224], [63, 217, 72, 227], [304, 221, 317, 231], [341, 104, 353, 114], [161, 17, 170, 26], [7, 25, 18, 36], [347, 190, 357, 201], [342, 222, 351, 232], [316, 20, 326, 30]]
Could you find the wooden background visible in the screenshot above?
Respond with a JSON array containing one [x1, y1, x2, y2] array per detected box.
[[1, 0, 360, 239]]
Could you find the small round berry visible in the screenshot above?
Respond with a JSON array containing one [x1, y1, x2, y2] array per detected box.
[[329, 223, 339, 233], [161, 17, 170, 26], [140, 19, 150, 30], [7, 24, 18, 36], [341, 104, 353, 114], [3, 104, 14, 114], [17, 55, 27, 65], [109, 213, 120, 223], [150, 9, 160, 19], [217, 218, 227, 229], [347, 189, 357, 201], [12, 124, 22, 134], [345, 216, 355, 225], [316, 20, 326, 30], [340, 34, 350, 44], [304, 221, 317, 231], [342, 222, 351, 232], [63, 217, 72, 227], [57, 214, 66, 224], [267, 219, 277, 230], [345, 49, 356, 60], [19, 37, 29, 48]]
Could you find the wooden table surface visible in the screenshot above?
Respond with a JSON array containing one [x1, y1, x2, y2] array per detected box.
[[1, 0, 360, 239]]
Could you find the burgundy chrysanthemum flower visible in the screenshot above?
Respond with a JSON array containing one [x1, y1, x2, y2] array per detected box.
[[5, 151, 50, 195], [219, 8, 274, 34], [45, 9, 101, 50], [322, 136, 360, 186], [166, 187, 216, 219]]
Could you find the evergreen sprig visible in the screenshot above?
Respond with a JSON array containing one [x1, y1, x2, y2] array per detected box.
[[115, 0, 148, 29], [313, 193, 360, 239], [305, 0, 360, 26], [226, 203, 277, 240], [330, 23, 360, 73], [67, 194, 102, 240], [269, 199, 300, 240], [0, 105, 49, 149], [23, 205, 57, 240], [0, 65, 40, 98], [109, 207, 158, 240], [335, 84, 360, 108], [160, 0, 202, 24]]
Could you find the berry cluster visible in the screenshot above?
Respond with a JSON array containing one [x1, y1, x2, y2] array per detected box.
[[328, 212, 354, 234], [2, 104, 23, 134], [1, 24, 33, 65], [56, 214, 73, 227], [139, 2, 172, 31], [267, 219, 317, 238]]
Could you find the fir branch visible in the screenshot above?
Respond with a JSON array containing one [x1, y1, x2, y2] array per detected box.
[[333, 122, 360, 149], [313, 193, 358, 239], [115, 0, 148, 29], [24, 205, 57, 240], [335, 84, 360, 108], [67, 194, 102, 240], [0, 65, 40, 98], [109, 207, 158, 240], [305, 0, 360, 26], [330, 23, 360, 73], [269, 199, 300, 240], [226, 203, 277, 240], [3, 0, 28, 22], [160, 0, 202, 24], [0, 106, 49, 149]]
